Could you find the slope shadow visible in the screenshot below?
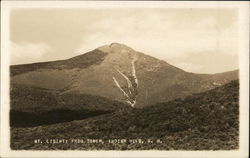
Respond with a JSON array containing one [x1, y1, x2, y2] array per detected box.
[[10, 108, 110, 128]]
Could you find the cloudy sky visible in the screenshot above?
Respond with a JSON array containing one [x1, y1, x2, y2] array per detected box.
[[10, 8, 238, 73]]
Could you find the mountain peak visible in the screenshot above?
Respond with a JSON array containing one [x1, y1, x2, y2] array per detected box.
[[97, 43, 134, 53], [110, 42, 129, 47]]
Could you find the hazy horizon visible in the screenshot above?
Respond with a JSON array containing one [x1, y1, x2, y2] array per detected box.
[[10, 8, 239, 73]]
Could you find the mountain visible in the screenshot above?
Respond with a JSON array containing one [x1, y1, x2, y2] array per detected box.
[[11, 80, 239, 150], [10, 43, 238, 108]]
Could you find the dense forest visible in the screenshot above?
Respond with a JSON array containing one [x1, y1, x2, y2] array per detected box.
[[11, 80, 239, 150]]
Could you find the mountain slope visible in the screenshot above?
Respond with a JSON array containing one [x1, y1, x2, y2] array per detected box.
[[10, 84, 130, 127], [11, 80, 239, 150], [196, 69, 239, 88], [10, 43, 238, 107], [10, 49, 107, 76]]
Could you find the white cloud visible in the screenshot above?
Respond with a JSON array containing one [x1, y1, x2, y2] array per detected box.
[[10, 9, 238, 73], [75, 12, 238, 62], [11, 42, 51, 65]]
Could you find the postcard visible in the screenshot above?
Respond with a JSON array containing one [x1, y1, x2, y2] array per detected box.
[[1, 1, 249, 157]]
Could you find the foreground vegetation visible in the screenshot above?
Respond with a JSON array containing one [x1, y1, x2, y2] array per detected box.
[[11, 80, 239, 150], [10, 84, 129, 127]]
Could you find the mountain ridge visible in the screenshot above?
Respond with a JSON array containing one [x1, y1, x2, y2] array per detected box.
[[10, 43, 239, 108]]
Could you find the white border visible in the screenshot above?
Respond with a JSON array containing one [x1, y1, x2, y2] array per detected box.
[[1, 1, 249, 158]]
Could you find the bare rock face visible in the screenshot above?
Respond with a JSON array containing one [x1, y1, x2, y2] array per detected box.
[[112, 55, 138, 107], [10, 43, 238, 108]]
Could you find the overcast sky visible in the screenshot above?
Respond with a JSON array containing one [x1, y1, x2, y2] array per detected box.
[[10, 8, 238, 74]]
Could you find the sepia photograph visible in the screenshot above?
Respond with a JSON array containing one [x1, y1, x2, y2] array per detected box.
[[1, 1, 249, 158]]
